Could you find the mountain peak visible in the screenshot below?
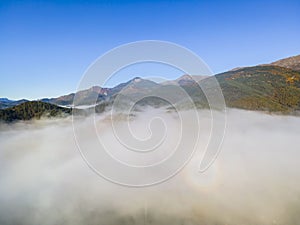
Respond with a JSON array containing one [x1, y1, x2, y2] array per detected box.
[[131, 77, 142, 82], [178, 74, 193, 80], [271, 55, 300, 72]]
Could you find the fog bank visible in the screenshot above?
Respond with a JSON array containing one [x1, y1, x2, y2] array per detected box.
[[0, 109, 300, 225]]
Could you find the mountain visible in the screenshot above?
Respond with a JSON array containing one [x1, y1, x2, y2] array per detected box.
[[138, 65, 300, 112], [270, 55, 300, 72], [2, 55, 300, 121], [0, 98, 28, 109], [41, 93, 75, 106], [37, 60, 300, 113], [41, 86, 106, 106], [107, 77, 159, 96], [0, 98, 12, 103], [0, 101, 72, 122], [41, 77, 159, 107], [162, 74, 208, 86], [214, 65, 300, 112]]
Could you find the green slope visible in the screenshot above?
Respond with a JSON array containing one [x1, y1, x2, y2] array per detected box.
[[214, 65, 300, 112], [0, 101, 72, 122]]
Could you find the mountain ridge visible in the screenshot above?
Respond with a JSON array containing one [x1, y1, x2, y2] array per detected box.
[[1, 54, 300, 121], [270, 55, 300, 72], [0, 101, 72, 122]]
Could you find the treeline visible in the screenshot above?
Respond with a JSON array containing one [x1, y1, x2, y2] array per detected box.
[[0, 101, 72, 122]]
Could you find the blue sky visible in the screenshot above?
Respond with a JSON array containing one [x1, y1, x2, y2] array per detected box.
[[0, 0, 300, 99]]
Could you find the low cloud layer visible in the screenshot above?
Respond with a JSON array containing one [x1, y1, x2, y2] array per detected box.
[[0, 109, 300, 225]]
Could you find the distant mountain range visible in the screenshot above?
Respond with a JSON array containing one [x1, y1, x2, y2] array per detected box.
[[0, 98, 28, 109], [1, 54, 300, 122]]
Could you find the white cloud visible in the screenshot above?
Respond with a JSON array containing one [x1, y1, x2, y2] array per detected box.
[[0, 109, 300, 225]]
